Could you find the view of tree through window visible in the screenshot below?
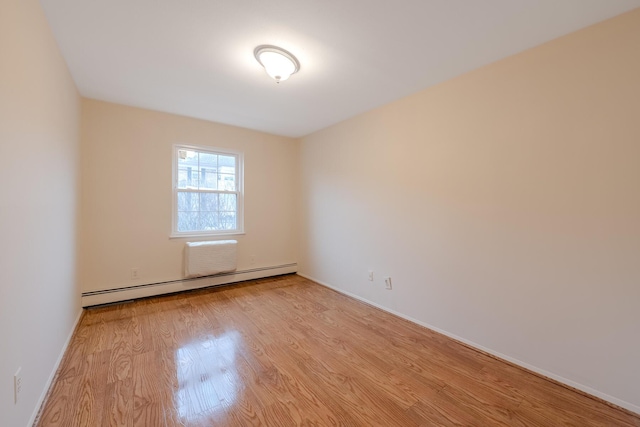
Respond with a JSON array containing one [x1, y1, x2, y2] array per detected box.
[[173, 145, 243, 235]]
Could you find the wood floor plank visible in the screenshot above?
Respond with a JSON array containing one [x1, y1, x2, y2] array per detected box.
[[71, 350, 110, 427], [132, 349, 183, 427], [129, 312, 154, 355], [36, 274, 640, 426], [148, 307, 180, 351], [107, 319, 132, 384], [55, 322, 90, 381], [102, 378, 133, 427], [37, 377, 79, 426]]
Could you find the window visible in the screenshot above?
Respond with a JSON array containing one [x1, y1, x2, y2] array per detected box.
[[172, 145, 243, 237]]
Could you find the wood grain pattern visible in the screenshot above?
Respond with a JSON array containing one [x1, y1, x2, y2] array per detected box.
[[36, 274, 640, 426]]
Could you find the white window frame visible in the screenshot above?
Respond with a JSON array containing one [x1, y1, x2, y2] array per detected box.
[[171, 144, 244, 238]]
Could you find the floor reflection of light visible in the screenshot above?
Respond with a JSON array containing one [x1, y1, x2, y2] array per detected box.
[[175, 331, 241, 423]]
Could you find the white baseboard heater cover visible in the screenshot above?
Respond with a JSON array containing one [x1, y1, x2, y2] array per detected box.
[[185, 240, 237, 278], [81, 263, 297, 307]]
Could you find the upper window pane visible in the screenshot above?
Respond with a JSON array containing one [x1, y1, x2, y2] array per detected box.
[[178, 149, 197, 165], [199, 152, 217, 169], [218, 174, 235, 191], [178, 167, 200, 189], [219, 155, 235, 169], [200, 167, 217, 190]]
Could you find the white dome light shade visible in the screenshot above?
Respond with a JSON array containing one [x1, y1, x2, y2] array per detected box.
[[254, 45, 300, 83]]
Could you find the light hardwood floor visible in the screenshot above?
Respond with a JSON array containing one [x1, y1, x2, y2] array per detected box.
[[36, 274, 639, 426]]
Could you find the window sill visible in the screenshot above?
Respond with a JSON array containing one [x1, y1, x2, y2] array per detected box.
[[169, 231, 246, 239]]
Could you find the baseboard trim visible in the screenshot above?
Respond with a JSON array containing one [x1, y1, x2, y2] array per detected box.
[[29, 308, 84, 427], [82, 263, 297, 307], [297, 273, 640, 417]]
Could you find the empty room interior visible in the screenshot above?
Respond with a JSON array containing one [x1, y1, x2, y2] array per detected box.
[[2, 0, 640, 426]]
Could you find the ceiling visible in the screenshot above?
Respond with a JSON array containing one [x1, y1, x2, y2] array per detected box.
[[40, 0, 640, 138]]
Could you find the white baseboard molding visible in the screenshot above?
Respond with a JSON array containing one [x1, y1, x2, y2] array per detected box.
[[82, 263, 297, 307], [298, 273, 640, 416], [29, 308, 83, 427]]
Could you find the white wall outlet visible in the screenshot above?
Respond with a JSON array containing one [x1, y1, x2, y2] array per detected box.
[[368, 270, 374, 281], [384, 277, 392, 290], [130, 268, 139, 280], [14, 367, 22, 404], [250, 254, 256, 265]]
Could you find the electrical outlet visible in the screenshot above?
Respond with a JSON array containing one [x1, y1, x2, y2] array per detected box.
[[14, 367, 22, 404], [250, 254, 256, 265], [368, 270, 374, 281], [130, 268, 139, 280], [384, 277, 392, 290]]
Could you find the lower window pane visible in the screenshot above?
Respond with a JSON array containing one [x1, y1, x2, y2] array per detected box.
[[200, 193, 218, 211], [218, 193, 237, 211], [177, 211, 198, 231], [220, 212, 237, 230], [178, 192, 199, 211], [199, 212, 220, 230], [176, 193, 237, 233]]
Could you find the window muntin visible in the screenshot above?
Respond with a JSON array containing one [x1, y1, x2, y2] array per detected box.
[[172, 145, 243, 236]]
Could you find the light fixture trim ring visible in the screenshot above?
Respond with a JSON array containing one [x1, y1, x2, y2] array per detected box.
[[254, 45, 301, 76]]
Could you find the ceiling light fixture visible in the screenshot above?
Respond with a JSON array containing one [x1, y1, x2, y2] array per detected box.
[[254, 45, 300, 83]]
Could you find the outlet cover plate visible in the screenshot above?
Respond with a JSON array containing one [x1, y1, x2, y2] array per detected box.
[[14, 367, 22, 404]]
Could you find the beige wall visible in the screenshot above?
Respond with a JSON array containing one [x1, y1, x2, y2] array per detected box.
[[0, 0, 81, 425], [298, 9, 640, 412], [80, 100, 298, 296]]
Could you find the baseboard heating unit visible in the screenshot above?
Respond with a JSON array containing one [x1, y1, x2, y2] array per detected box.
[[81, 263, 297, 307]]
